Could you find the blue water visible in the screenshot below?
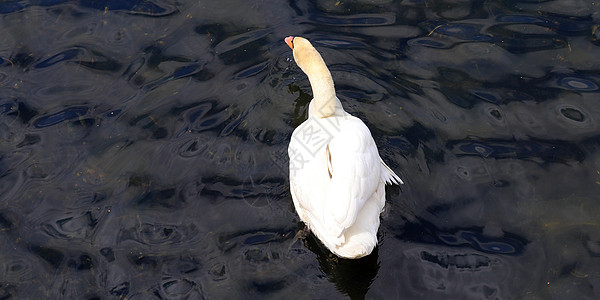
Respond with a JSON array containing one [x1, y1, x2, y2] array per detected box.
[[1, 0, 600, 299]]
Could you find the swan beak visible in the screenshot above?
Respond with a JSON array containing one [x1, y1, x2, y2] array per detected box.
[[285, 36, 294, 49]]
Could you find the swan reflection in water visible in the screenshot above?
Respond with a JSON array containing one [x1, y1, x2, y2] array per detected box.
[[299, 224, 380, 300]]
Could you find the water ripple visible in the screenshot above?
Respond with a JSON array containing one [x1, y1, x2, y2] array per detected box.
[[311, 13, 395, 26], [34, 47, 82, 69], [33, 106, 89, 128], [143, 62, 204, 91], [429, 23, 493, 42], [81, 0, 179, 17], [217, 229, 294, 253], [451, 139, 585, 163], [0, 101, 36, 123], [161, 276, 200, 298], [407, 38, 452, 49], [77, 48, 123, 72], [556, 76, 599, 91], [400, 220, 527, 255], [0, 0, 66, 14], [214, 29, 270, 64], [554, 104, 595, 129], [0, 0, 177, 17], [497, 13, 591, 33], [312, 38, 365, 48], [41, 212, 98, 240], [1, 254, 34, 283], [420, 251, 491, 269], [234, 60, 269, 79], [186, 102, 230, 133], [118, 220, 200, 247]]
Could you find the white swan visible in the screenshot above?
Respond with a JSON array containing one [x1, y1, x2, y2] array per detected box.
[[285, 36, 403, 259]]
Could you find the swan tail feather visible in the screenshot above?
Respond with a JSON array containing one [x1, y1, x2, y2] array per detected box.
[[380, 159, 403, 185]]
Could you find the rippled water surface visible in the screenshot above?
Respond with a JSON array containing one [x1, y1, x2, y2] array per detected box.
[[1, 0, 600, 299]]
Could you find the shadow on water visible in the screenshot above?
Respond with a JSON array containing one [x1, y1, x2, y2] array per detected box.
[[302, 228, 380, 300]]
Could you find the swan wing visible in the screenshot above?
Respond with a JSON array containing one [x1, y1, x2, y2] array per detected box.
[[323, 117, 381, 240], [288, 118, 332, 226]]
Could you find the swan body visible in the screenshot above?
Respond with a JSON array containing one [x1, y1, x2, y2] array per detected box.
[[285, 36, 403, 259]]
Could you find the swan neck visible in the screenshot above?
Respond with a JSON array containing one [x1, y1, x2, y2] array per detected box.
[[306, 62, 342, 118]]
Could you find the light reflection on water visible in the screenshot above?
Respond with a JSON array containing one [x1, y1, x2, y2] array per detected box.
[[1, 0, 600, 299]]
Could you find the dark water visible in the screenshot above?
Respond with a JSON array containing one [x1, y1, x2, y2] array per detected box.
[[1, 0, 600, 299]]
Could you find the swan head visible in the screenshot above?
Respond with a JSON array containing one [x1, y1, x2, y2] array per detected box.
[[285, 36, 327, 77]]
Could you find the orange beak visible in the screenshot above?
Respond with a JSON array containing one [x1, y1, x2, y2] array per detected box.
[[285, 36, 294, 49]]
